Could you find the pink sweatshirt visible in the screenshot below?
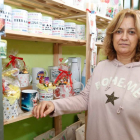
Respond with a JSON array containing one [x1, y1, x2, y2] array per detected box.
[[51, 59, 140, 140]]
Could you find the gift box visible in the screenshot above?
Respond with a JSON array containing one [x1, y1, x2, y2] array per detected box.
[[3, 97, 18, 120]]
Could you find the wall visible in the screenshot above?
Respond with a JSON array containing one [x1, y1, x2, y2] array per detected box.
[[3, 39, 86, 140]]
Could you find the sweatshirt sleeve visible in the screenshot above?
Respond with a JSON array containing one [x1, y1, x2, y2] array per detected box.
[[50, 75, 92, 117]]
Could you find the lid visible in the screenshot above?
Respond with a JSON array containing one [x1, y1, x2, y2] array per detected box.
[[72, 58, 78, 63]]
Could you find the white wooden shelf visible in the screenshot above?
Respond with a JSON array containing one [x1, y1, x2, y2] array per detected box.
[[4, 112, 33, 125], [2, 30, 86, 46]]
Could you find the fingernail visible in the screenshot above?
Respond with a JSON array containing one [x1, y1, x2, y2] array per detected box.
[[44, 113, 46, 117]]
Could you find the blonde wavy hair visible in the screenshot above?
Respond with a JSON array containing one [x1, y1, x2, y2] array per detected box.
[[103, 9, 140, 61]]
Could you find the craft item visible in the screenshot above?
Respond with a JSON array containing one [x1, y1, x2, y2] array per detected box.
[[42, 16, 52, 35], [34, 128, 55, 140], [28, 12, 42, 34], [0, 5, 12, 30], [73, 80, 84, 95], [3, 97, 18, 120], [18, 74, 32, 87], [0, 40, 7, 58], [48, 66, 60, 82], [54, 85, 74, 99], [52, 20, 65, 37], [38, 89, 53, 102], [97, 29, 106, 43], [76, 25, 85, 40], [64, 22, 76, 39], [12, 9, 28, 32], [21, 90, 38, 111], [32, 67, 48, 84]]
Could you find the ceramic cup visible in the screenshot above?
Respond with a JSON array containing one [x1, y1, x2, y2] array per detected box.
[[54, 85, 74, 99], [48, 66, 60, 82], [21, 89, 38, 111], [38, 89, 53, 102], [18, 74, 32, 87], [32, 67, 48, 84], [73, 81, 84, 95]]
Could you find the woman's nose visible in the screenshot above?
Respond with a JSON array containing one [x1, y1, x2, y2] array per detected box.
[[121, 31, 128, 40]]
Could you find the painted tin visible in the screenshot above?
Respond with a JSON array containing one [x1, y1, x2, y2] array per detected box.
[[28, 12, 42, 34], [42, 16, 52, 35], [0, 5, 12, 30], [21, 90, 38, 111], [12, 9, 28, 32], [52, 20, 65, 37], [64, 22, 76, 38]]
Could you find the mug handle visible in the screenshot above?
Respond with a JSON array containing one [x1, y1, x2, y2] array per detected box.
[[44, 69, 48, 77], [29, 75, 32, 83]]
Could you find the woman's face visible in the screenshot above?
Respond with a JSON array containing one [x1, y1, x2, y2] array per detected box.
[[113, 16, 139, 59]]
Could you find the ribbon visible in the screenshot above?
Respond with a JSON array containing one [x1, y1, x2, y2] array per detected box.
[[54, 69, 73, 86], [6, 55, 26, 68], [86, 8, 91, 13]]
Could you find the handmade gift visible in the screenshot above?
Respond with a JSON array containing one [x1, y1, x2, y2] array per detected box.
[[2, 68, 20, 120], [53, 58, 74, 99], [5, 51, 31, 87]]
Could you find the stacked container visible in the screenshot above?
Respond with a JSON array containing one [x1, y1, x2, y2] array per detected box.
[[0, 5, 12, 30], [52, 20, 65, 37], [12, 9, 28, 32], [28, 12, 42, 34], [42, 16, 52, 35]]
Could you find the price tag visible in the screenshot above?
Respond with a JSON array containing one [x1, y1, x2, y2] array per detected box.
[[0, 40, 7, 58]]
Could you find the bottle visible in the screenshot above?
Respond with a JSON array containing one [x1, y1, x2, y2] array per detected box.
[[71, 58, 80, 82], [81, 59, 86, 88]]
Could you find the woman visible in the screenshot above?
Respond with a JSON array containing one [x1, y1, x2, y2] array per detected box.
[[32, 9, 140, 140]]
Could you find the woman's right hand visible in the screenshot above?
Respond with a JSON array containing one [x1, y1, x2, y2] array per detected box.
[[32, 101, 55, 119]]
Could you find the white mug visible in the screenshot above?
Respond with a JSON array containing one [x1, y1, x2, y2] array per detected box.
[[18, 74, 32, 87], [48, 66, 60, 82], [54, 85, 73, 99], [73, 79, 84, 95], [32, 67, 48, 84]]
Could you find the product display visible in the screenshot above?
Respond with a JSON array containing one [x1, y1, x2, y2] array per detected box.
[[12, 9, 28, 32], [28, 12, 42, 34], [52, 20, 65, 37], [0, 5, 12, 30], [42, 16, 52, 35]]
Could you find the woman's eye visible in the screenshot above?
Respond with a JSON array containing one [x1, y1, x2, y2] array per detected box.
[[129, 31, 135, 34], [116, 30, 122, 34]]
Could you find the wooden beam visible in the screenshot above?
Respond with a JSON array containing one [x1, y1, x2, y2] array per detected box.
[[53, 43, 62, 135], [131, 0, 134, 9], [85, 5, 91, 140]]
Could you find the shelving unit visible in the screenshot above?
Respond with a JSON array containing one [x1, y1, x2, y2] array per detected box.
[[1, 0, 112, 138]]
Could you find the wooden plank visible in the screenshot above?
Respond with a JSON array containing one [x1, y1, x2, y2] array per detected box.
[[4, 112, 33, 125], [53, 43, 62, 135], [85, 7, 91, 140], [3, 30, 86, 45]]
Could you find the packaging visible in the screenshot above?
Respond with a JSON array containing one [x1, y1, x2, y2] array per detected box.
[[76, 25, 85, 40], [0, 40, 7, 58], [42, 16, 52, 35], [28, 12, 42, 34], [64, 22, 76, 39], [0, 5, 12, 30], [52, 20, 65, 37], [2, 68, 21, 120], [12, 9, 28, 32]]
